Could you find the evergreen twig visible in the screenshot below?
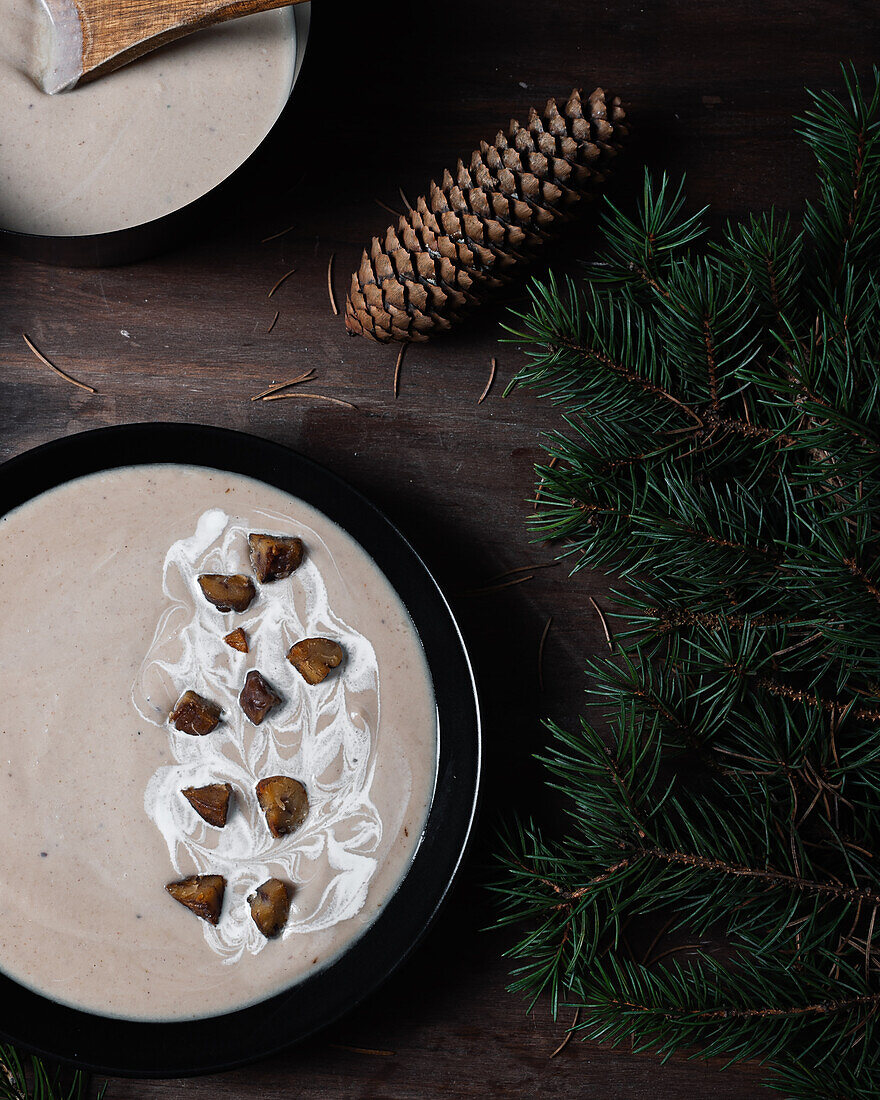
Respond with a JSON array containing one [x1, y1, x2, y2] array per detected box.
[[494, 65, 880, 1098], [0, 1047, 106, 1100]]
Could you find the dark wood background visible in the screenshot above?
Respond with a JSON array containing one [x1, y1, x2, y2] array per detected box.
[[2, 2, 878, 1094]]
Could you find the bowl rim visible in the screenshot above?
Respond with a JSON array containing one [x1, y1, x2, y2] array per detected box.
[[0, 422, 481, 1077]]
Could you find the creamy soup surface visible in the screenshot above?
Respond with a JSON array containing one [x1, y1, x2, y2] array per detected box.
[[0, 0, 297, 235], [0, 464, 436, 1021]]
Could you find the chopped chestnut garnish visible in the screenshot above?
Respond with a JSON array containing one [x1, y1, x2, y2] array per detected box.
[[239, 670, 282, 726], [223, 627, 249, 653], [256, 776, 309, 838], [287, 638, 344, 685], [197, 573, 256, 613], [165, 874, 225, 925], [169, 690, 221, 736], [248, 533, 303, 584], [248, 878, 291, 938], [182, 783, 233, 827]]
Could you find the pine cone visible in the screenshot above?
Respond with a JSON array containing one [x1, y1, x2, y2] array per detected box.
[[345, 88, 627, 343]]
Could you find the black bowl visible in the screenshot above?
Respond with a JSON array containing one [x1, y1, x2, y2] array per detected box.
[[0, 423, 481, 1077], [0, 5, 311, 268]]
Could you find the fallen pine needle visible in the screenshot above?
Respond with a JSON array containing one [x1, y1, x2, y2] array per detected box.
[[250, 369, 316, 401], [393, 342, 407, 398], [327, 253, 338, 316], [538, 615, 553, 692], [478, 357, 497, 405], [374, 198, 402, 217], [268, 268, 296, 298], [263, 392, 357, 410], [484, 561, 560, 585], [460, 574, 534, 597], [398, 185, 414, 212], [589, 596, 614, 651], [266, 311, 280, 334], [22, 333, 96, 393], [534, 455, 558, 511], [329, 1044, 395, 1057], [550, 1007, 580, 1060], [645, 943, 707, 969], [640, 916, 676, 967], [261, 223, 295, 244], [770, 630, 823, 659]]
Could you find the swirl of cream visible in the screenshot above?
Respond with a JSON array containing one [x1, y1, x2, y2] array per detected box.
[[132, 508, 382, 962]]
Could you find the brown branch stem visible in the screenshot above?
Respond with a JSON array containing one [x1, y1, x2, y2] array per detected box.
[[608, 989, 880, 1022], [703, 315, 721, 411], [550, 334, 798, 446], [754, 674, 880, 723], [629, 263, 673, 301], [648, 606, 808, 632], [550, 334, 702, 425], [557, 845, 880, 909], [844, 556, 880, 610]]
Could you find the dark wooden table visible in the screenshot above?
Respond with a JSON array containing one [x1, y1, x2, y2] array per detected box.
[[1, 2, 877, 1094]]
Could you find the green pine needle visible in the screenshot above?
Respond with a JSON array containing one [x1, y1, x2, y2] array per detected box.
[[0, 1047, 106, 1100], [495, 64, 880, 1098]]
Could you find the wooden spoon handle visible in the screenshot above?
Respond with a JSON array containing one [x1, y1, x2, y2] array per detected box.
[[75, 0, 307, 86]]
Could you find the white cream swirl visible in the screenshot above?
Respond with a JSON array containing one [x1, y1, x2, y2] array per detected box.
[[132, 508, 382, 963]]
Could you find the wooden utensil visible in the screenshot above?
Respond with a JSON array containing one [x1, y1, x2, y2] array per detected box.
[[36, 0, 307, 94]]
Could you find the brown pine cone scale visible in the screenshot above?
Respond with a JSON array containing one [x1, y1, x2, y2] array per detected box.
[[345, 87, 626, 343]]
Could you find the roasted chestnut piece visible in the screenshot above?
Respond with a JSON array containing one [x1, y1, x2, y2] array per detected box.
[[165, 874, 225, 925], [248, 533, 303, 584], [182, 783, 233, 827], [223, 627, 249, 653], [287, 638, 344, 685], [239, 670, 282, 726], [256, 776, 309, 838], [248, 878, 291, 938], [197, 574, 256, 613], [169, 690, 221, 736]]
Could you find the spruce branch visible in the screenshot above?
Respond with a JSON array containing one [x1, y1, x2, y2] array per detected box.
[[0, 1048, 106, 1100], [495, 65, 880, 1098]]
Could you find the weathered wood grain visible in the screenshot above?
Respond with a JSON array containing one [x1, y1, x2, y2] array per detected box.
[[2, 0, 878, 1094]]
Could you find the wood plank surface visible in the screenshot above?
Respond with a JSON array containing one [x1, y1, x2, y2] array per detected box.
[[1, 0, 878, 1094]]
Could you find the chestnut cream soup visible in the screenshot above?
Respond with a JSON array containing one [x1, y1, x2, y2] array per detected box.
[[0, 465, 436, 1020]]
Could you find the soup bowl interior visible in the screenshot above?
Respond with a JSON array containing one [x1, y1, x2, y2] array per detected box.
[[0, 4, 311, 267], [0, 422, 480, 1077]]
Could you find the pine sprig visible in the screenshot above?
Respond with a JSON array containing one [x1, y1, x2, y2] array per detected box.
[[495, 65, 880, 1097], [0, 1048, 105, 1100]]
